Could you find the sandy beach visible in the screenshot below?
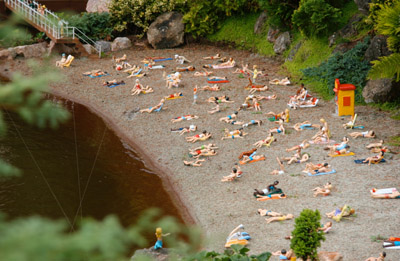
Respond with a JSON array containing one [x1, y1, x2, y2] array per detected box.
[[2, 43, 400, 260]]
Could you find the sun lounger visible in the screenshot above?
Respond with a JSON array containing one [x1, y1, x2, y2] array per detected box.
[[61, 55, 74, 67]]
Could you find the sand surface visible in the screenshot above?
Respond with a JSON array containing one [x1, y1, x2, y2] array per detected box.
[[2, 43, 400, 260]]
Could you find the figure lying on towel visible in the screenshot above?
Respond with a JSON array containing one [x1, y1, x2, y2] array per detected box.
[[326, 205, 355, 222], [253, 181, 282, 197], [269, 77, 291, 85], [370, 188, 400, 199]]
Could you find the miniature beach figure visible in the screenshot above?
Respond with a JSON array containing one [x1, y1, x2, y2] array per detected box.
[[266, 109, 289, 122], [311, 126, 330, 143], [271, 249, 293, 260], [203, 53, 221, 60], [257, 209, 285, 217], [242, 119, 262, 128], [241, 152, 265, 164], [238, 148, 257, 160], [320, 118, 331, 138], [281, 148, 310, 165], [190, 143, 218, 152], [165, 92, 183, 100], [269, 119, 285, 135], [253, 180, 279, 197], [208, 101, 220, 114], [286, 139, 310, 152], [305, 163, 332, 175], [293, 121, 320, 131], [253, 133, 275, 148], [193, 86, 198, 105], [313, 182, 333, 197], [256, 94, 277, 100], [174, 54, 191, 64], [164, 72, 182, 89], [208, 76, 228, 81], [266, 214, 294, 224], [269, 77, 291, 85], [221, 164, 243, 182], [56, 54, 74, 67], [221, 128, 247, 140], [115, 61, 132, 71], [185, 130, 212, 143], [219, 111, 238, 122], [370, 189, 400, 199], [325, 136, 350, 154], [103, 80, 125, 87], [183, 159, 205, 167], [154, 227, 170, 250], [172, 124, 197, 135], [363, 149, 385, 165], [220, 57, 236, 67], [194, 69, 213, 77], [233, 63, 250, 75], [131, 79, 154, 96], [113, 54, 127, 63], [82, 69, 107, 77], [252, 65, 262, 83], [191, 149, 217, 158], [201, 84, 220, 91], [55, 53, 67, 67], [252, 98, 261, 111], [365, 251, 386, 261], [208, 95, 234, 104], [171, 115, 199, 123], [270, 157, 285, 175], [176, 66, 195, 72], [326, 205, 355, 222], [349, 130, 375, 139], [224, 224, 250, 248], [366, 140, 384, 150], [140, 98, 165, 113]]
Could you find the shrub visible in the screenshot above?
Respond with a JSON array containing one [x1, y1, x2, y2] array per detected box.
[[365, 0, 395, 27], [0, 28, 33, 47], [258, 0, 299, 30], [109, 0, 187, 37], [374, 0, 400, 52], [292, 0, 341, 37], [189, 244, 271, 261], [183, 0, 255, 37], [290, 209, 325, 261], [302, 37, 371, 102]]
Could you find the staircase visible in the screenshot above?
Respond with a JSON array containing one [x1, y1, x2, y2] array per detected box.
[[4, 0, 101, 57]]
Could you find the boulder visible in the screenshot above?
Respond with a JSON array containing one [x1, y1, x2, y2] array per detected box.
[[131, 248, 170, 261], [111, 37, 132, 51], [318, 251, 343, 261], [273, 32, 291, 54], [95, 40, 112, 53], [267, 26, 280, 43], [285, 41, 302, 62], [363, 78, 400, 103], [14, 42, 47, 58], [332, 41, 357, 54], [354, 0, 372, 15], [364, 35, 392, 62], [147, 12, 184, 49], [82, 44, 92, 55], [86, 0, 111, 13], [337, 14, 363, 38], [254, 11, 267, 35], [0, 48, 16, 60]]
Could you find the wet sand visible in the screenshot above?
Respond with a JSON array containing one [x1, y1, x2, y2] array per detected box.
[[2, 43, 400, 260]]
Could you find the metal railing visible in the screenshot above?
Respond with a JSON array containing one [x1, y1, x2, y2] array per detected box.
[[4, 0, 101, 57]]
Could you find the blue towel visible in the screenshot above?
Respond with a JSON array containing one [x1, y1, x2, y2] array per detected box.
[[107, 83, 125, 88], [354, 158, 386, 164], [308, 169, 337, 176], [88, 73, 109, 78], [153, 58, 172, 62], [154, 103, 164, 112]]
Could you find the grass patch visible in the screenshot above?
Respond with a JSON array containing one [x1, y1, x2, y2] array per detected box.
[[370, 235, 386, 242], [337, 1, 359, 29], [388, 135, 400, 146], [368, 101, 400, 120], [207, 13, 275, 56]]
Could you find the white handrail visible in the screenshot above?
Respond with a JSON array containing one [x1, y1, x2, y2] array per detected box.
[[4, 0, 102, 57]]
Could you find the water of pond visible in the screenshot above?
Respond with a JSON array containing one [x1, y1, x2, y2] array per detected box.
[[0, 98, 183, 228]]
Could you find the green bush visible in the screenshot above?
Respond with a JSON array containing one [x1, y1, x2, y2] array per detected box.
[[292, 0, 341, 37], [290, 209, 325, 261], [258, 0, 299, 30], [62, 12, 113, 41], [365, 0, 395, 27], [109, 0, 187, 37], [0, 28, 33, 47], [374, 0, 400, 52], [189, 244, 271, 261], [183, 0, 255, 37], [302, 37, 371, 102]]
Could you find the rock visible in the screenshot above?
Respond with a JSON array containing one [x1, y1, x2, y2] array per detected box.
[[354, 0, 371, 15], [111, 37, 132, 51], [363, 78, 400, 103], [0, 48, 17, 60], [254, 11, 267, 35], [14, 42, 47, 58], [318, 251, 343, 261], [95, 40, 112, 53], [267, 26, 280, 43], [273, 32, 291, 54], [285, 41, 302, 62], [131, 248, 170, 261], [86, 0, 111, 13], [337, 14, 363, 38], [82, 44, 92, 55], [364, 35, 392, 62], [332, 41, 357, 54], [147, 12, 184, 49]]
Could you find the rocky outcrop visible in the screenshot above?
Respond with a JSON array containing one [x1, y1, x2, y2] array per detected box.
[[364, 35, 392, 62], [0, 48, 17, 60], [147, 12, 184, 49], [111, 37, 132, 52], [131, 248, 170, 261], [337, 14, 363, 38], [363, 78, 400, 103], [267, 27, 280, 43], [86, 0, 111, 13], [332, 41, 358, 54], [273, 32, 291, 54], [318, 251, 343, 261], [286, 41, 302, 62], [0, 42, 48, 59], [95, 40, 112, 53], [354, 0, 372, 15], [254, 11, 267, 35], [83, 44, 92, 55]]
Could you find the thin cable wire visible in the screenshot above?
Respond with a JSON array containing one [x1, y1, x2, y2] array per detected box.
[[70, 125, 107, 230], [71, 103, 82, 221], [4, 108, 74, 231]]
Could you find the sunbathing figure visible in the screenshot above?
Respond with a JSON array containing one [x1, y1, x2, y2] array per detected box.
[[293, 121, 320, 131], [221, 165, 243, 182], [326, 205, 355, 221], [140, 99, 165, 113], [313, 182, 333, 197], [113, 54, 127, 63], [325, 136, 350, 154], [281, 148, 309, 165], [238, 148, 257, 160], [201, 84, 220, 91], [286, 140, 310, 152], [242, 120, 262, 128], [255, 94, 277, 100], [226, 119, 245, 126], [254, 180, 280, 197], [115, 61, 132, 71], [192, 149, 217, 158], [164, 72, 182, 89], [221, 128, 247, 140], [183, 159, 205, 167], [208, 76, 227, 81], [269, 119, 285, 134], [306, 163, 332, 175], [266, 109, 289, 122], [219, 111, 238, 122], [220, 57, 235, 67], [241, 153, 265, 164], [249, 84, 269, 94], [318, 221, 333, 233], [208, 95, 234, 104], [253, 133, 275, 148], [269, 77, 291, 85], [370, 190, 400, 199], [208, 102, 220, 114], [174, 54, 191, 64], [194, 69, 213, 77], [176, 66, 195, 72], [270, 157, 285, 175], [56, 53, 67, 67], [131, 79, 154, 96], [185, 131, 212, 143], [271, 249, 293, 260], [257, 209, 285, 217], [165, 92, 183, 99], [363, 150, 385, 165], [366, 140, 384, 149], [203, 53, 221, 60], [171, 125, 197, 135], [349, 130, 375, 139], [252, 98, 261, 111], [365, 251, 386, 261], [103, 80, 125, 87], [233, 64, 250, 75], [83, 69, 107, 76], [190, 143, 218, 152], [320, 118, 331, 137], [312, 126, 330, 143], [266, 214, 294, 224], [171, 115, 199, 123]]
